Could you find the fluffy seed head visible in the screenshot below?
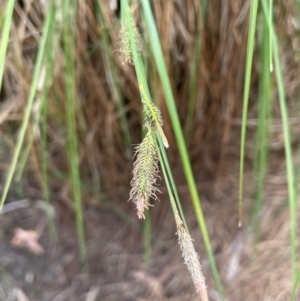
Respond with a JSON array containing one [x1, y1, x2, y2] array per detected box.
[[129, 130, 160, 219], [118, 20, 142, 65], [175, 215, 208, 300]]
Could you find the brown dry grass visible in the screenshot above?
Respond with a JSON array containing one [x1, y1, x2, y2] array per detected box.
[[2, 0, 299, 185], [1, 0, 300, 300]]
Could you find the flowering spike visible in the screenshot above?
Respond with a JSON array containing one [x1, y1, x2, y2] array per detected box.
[[142, 98, 163, 128], [140, 85, 169, 148], [175, 215, 208, 300], [129, 130, 160, 219], [117, 19, 142, 65]]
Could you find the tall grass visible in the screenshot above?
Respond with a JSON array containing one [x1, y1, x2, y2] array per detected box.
[[239, 0, 297, 286], [121, 1, 210, 297], [0, 1, 299, 299], [0, 0, 55, 210], [261, 0, 297, 282], [238, 0, 259, 228], [249, 3, 272, 248], [62, 0, 87, 263]]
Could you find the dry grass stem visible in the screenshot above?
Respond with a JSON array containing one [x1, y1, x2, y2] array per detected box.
[[175, 215, 208, 300], [129, 130, 160, 219]]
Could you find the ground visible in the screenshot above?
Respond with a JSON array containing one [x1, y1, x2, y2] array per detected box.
[[0, 166, 298, 301]]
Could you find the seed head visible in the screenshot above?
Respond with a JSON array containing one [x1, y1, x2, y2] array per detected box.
[[129, 130, 160, 219], [140, 86, 169, 148], [142, 98, 163, 128], [118, 20, 142, 65], [175, 215, 208, 300]]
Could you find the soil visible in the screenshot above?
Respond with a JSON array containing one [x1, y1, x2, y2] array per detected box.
[[0, 166, 298, 301]]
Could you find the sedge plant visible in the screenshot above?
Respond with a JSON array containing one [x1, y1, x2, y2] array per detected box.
[[0, 0, 55, 211], [136, 0, 224, 298], [119, 1, 210, 299], [241, 0, 297, 288], [261, 0, 297, 283], [62, 0, 87, 264]]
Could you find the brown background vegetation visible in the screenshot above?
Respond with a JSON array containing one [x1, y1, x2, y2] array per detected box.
[[1, 0, 300, 300]]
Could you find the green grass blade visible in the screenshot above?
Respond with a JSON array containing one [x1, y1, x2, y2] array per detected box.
[[155, 134, 179, 217], [39, 15, 64, 240], [186, 0, 207, 135], [238, 0, 259, 227], [269, 0, 273, 71], [139, 0, 223, 297], [0, 0, 54, 211], [249, 7, 271, 247], [15, 0, 64, 183], [62, 0, 87, 264], [157, 133, 188, 231], [261, 0, 296, 282], [40, 87, 57, 240], [295, 144, 300, 196], [290, 267, 300, 301], [0, 0, 15, 93]]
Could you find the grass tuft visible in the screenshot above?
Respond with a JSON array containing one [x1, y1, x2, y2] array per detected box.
[[62, 0, 87, 264], [0, 0, 55, 211]]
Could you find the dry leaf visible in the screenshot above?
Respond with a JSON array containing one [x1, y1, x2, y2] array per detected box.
[[11, 228, 44, 255]]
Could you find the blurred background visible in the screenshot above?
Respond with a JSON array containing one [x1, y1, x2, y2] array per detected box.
[[0, 0, 300, 300]]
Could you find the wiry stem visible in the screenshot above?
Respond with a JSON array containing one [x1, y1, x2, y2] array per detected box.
[[175, 215, 208, 300]]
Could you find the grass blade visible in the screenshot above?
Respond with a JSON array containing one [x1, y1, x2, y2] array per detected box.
[[186, 0, 207, 135], [249, 5, 272, 246], [0, 0, 54, 211], [62, 0, 87, 264], [238, 0, 259, 227], [0, 0, 15, 93], [261, 0, 296, 282]]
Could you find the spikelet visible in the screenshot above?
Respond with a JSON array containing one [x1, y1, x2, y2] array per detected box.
[[142, 97, 163, 128], [140, 85, 169, 148], [129, 130, 160, 219], [118, 19, 142, 65], [175, 215, 208, 300]]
